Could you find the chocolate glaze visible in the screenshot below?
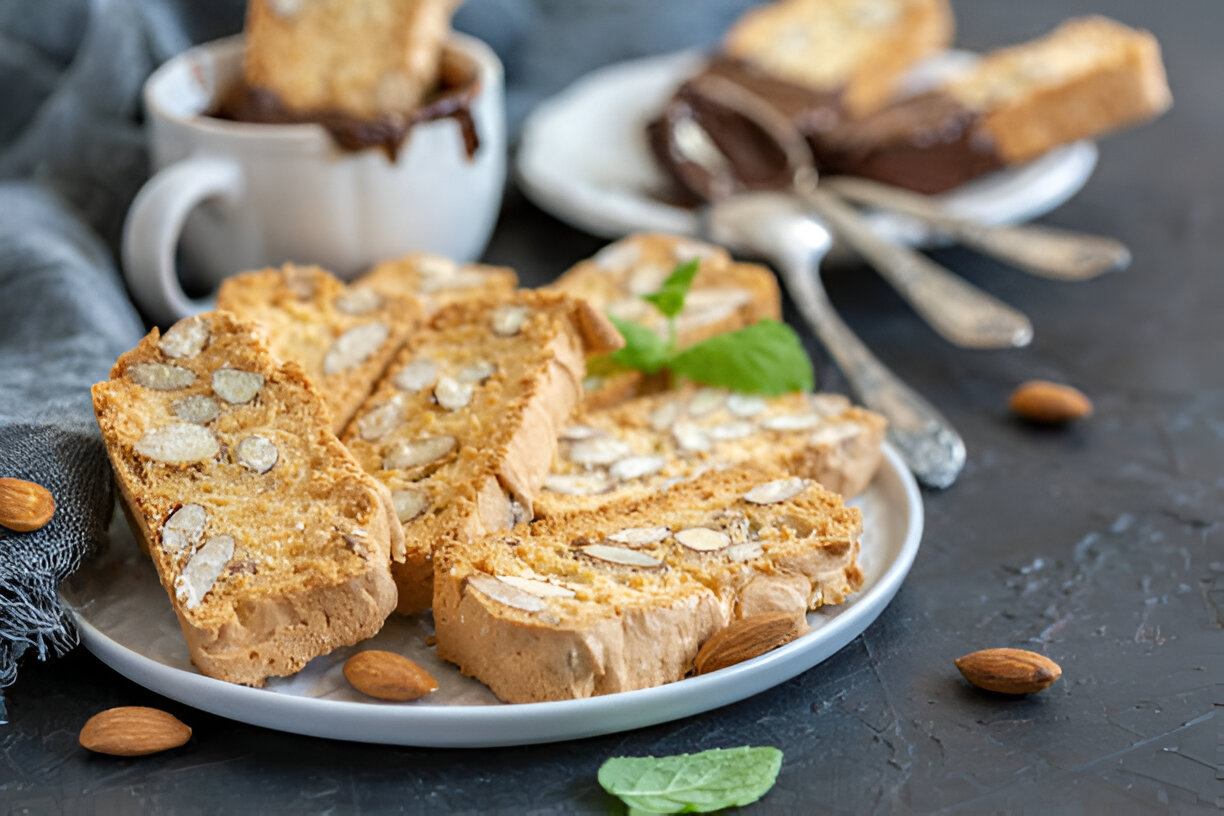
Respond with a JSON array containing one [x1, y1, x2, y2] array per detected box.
[[651, 56, 1006, 198], [649, 56, 841, 203], [209, 49, 481, 162], [814, 92, 1004, 195]]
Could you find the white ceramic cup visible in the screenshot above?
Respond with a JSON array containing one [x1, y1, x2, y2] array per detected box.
[[122, 33, 506, 324]]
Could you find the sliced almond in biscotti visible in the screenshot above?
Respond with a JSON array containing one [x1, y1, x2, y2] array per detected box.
[[217, 264, 421, 433], [356, 252, 518, 317], [91, 311, 400, 687], [342, 290, 624, 615], [433, 464, 863, 703], [547, 233, 782, 410], [535, 387, 886, 519]]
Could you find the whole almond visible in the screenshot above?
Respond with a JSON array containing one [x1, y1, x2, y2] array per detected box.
[[955, 648, 1062, 694], [1009, 381, 1093, 424], [79, 706, 191, 756], [343, 650, 438, 701], [694, 612, 809, 675], [0, 478, 56, 532]]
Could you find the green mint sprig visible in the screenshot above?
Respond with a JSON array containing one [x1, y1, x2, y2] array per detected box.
[[598, 746, 784, 814], [605, 260, 814, 396]]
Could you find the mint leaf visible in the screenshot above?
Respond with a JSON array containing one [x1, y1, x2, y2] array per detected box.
[[598, 746, 783, 814], [641, 259, 700, 319], [608, 315, 670, 374], [668, 319, 814, 396]]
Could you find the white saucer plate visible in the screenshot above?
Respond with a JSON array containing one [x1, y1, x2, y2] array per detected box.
[[61, 445, 922, 747], [517, 49, 1098, 251]]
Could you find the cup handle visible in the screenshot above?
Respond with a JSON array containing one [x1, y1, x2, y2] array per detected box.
[[121, 155, 245, 324]]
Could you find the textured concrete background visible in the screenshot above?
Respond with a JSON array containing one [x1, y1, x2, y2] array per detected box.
[[3, 0, 1221, 813]]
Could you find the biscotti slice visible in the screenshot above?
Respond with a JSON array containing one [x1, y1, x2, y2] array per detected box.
[[91, 311, 401, 687], [244, 0, 459, 119], [723, 0, 953, 116], [434, 464, 864, 702], [818, 16, 1172, 193], [356, 252, 518, 316], [341, 291, 623, 614], [216, 264, 421, 434], [548, 234, 782, 410], [537, 388, 886, 518]]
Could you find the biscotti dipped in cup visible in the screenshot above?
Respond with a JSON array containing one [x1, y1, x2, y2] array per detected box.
[[91, 312, 401, 686], [538, 388, 886, 519], [356, 252, 518, 317], [547, 234, 781, 410], [341, 290, 624, 614], [216, 264, 422, 433], [434, 464, 864, 702], [244, 0, 461, 119], [816, 16, 1172, 193], [722, 0, 954, 117]]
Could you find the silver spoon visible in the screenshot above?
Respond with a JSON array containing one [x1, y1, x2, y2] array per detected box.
[[672, 74, 1033, 350], [822, 176, 1131, 281], [705, 192, 965, 489]]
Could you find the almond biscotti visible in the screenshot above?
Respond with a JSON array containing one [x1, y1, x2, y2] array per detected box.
[[537, 388, 886, 519], [216, 264, 421, 434], [548, 234, 781, 410], [91, 311, 401, 686], [817, 16, 1172, 193], [341, 291, 623, 614], [434, 464, 864, 702], [356, 252, 518, 316], [723, 0, 954, 116], [244, 0, 460, 118]]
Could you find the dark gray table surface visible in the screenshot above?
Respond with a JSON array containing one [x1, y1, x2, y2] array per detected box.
[[4, 1, 1222, 813]]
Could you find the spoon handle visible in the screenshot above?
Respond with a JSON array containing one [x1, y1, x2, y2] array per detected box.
[[800, 187, 1034, 350], [824, 176, 1131, 281], [771, 239, 966, 489]]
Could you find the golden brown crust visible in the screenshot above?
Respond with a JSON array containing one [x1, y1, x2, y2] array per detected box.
[[342, 291, 622, 614], [92, 312, 398, 686], [244, 0, 460, 118], [537, 389, 886, 518], [945, 16, 1172, 163], [216, 265, 421, 434], [434, 464, 864, 702], [723, 0, 954, 116]]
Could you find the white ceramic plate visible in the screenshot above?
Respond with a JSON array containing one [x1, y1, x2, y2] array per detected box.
[[60, 445, 921, 748], [516, 49, 1099, 250]]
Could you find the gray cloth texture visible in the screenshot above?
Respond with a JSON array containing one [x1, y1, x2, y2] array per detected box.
[[0, 0, 758, 716]]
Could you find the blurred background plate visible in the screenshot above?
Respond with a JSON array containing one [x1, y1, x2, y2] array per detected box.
[[516, 49, 1098, 255]]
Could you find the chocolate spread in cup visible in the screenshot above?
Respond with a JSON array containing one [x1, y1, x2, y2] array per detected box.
[[208, 47, 481, 162]]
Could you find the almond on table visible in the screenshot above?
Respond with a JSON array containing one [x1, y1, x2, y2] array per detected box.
[[91, 312, 401, 687], [79, 707, 192, 757]]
